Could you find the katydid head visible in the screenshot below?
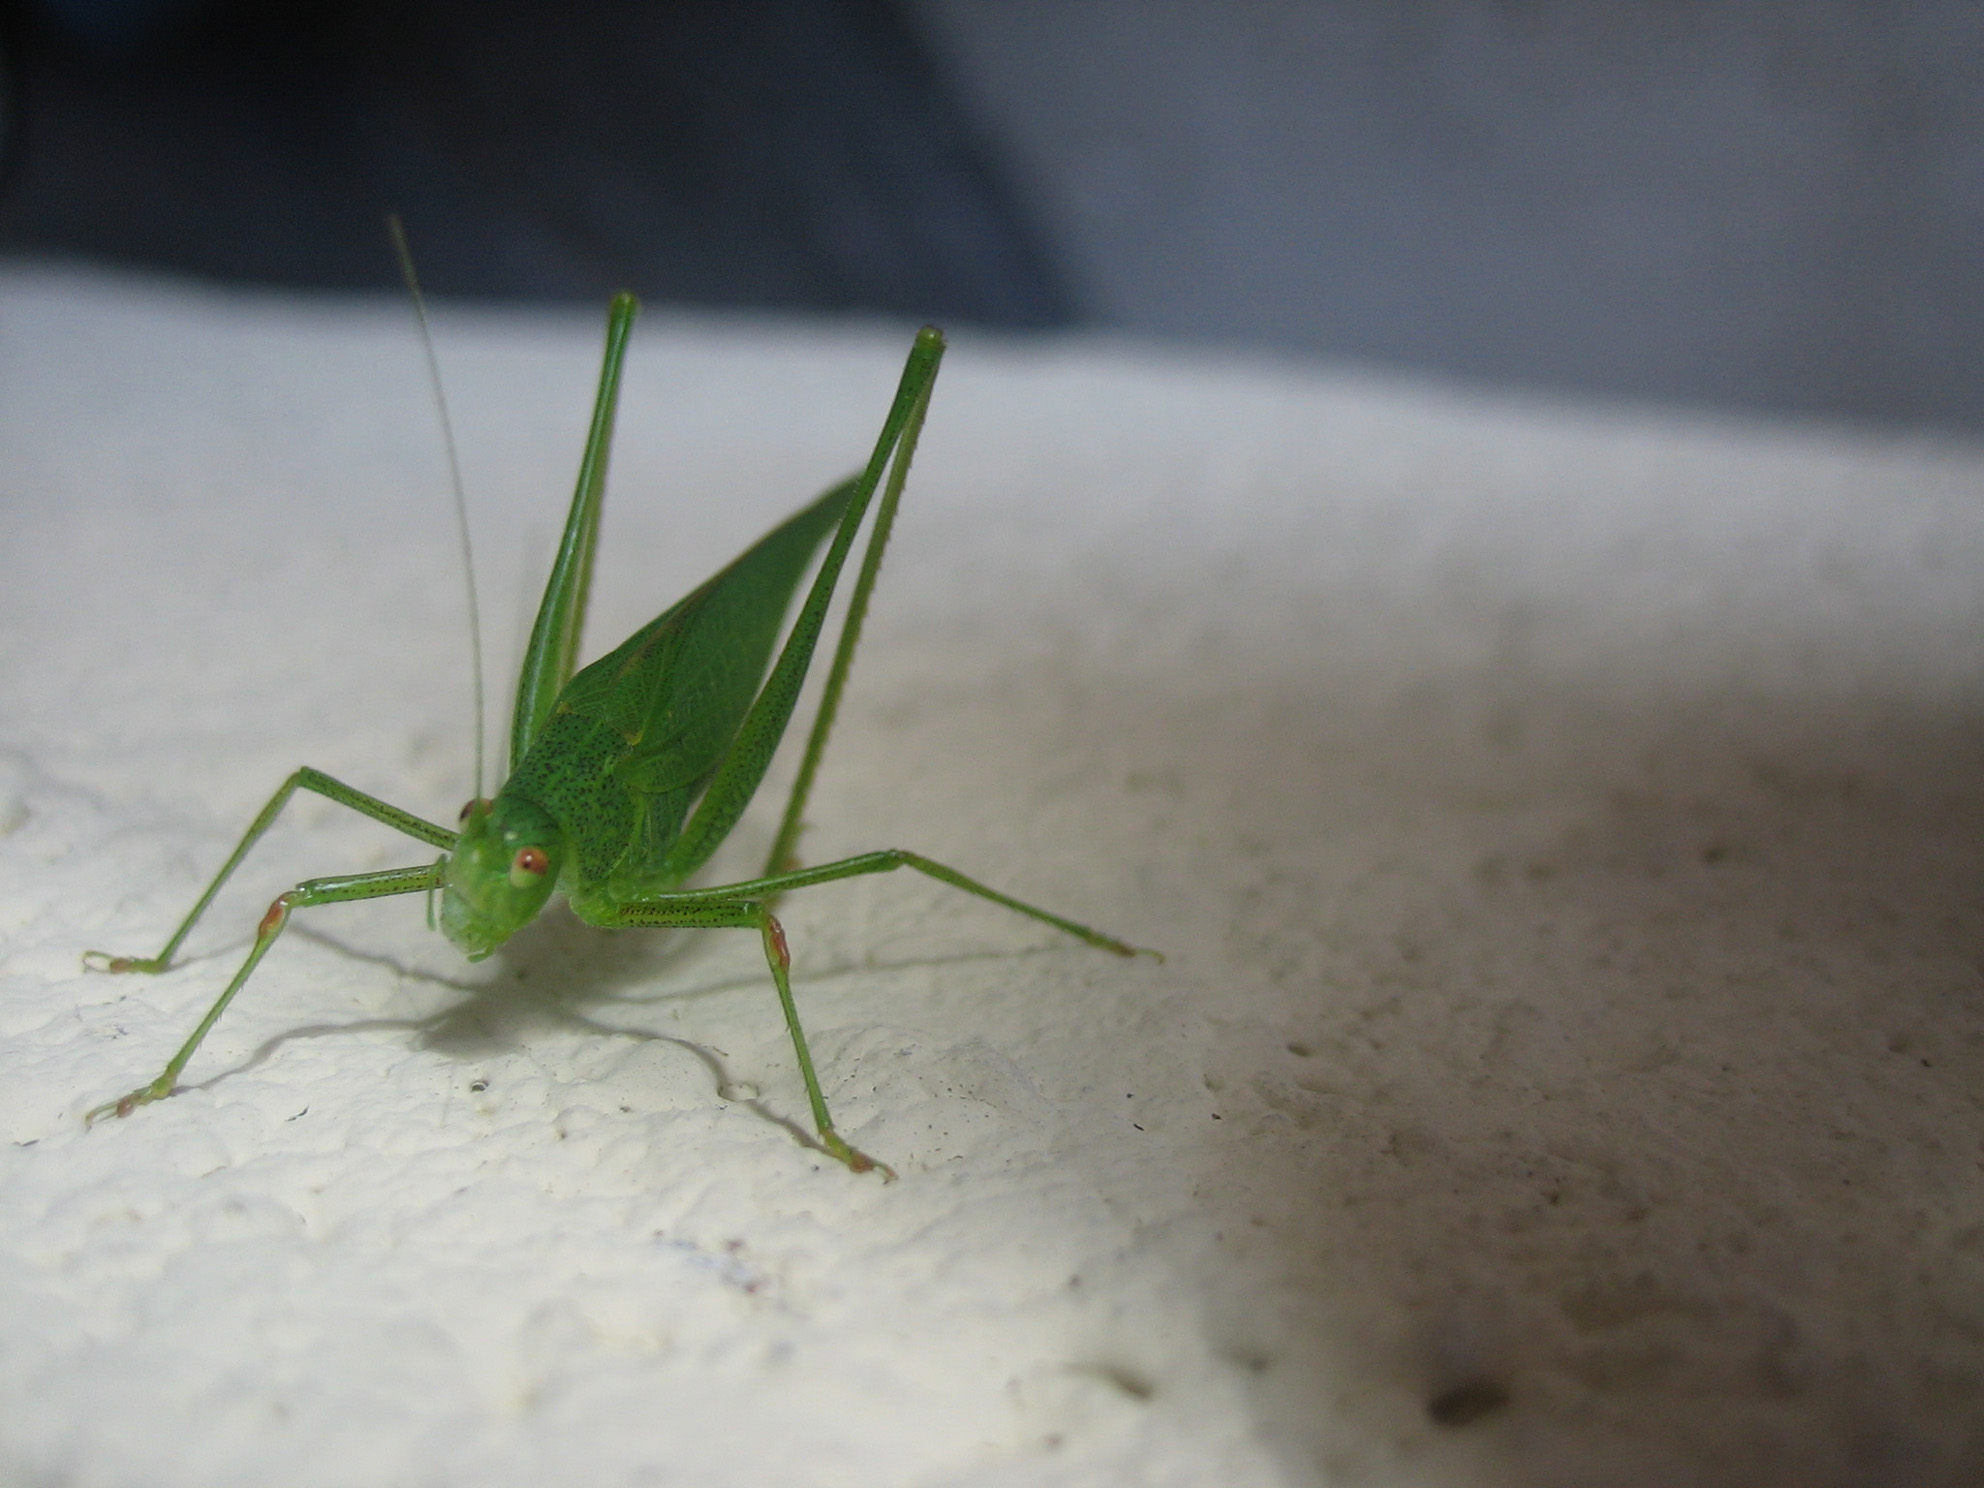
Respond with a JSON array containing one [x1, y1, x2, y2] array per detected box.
[[440, 795, 564, 960]]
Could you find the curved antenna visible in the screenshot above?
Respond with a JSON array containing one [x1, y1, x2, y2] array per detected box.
[[388, 215, 486, 804]]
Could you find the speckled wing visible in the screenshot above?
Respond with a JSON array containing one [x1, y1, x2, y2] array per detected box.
[[546, 477, 857, 882]]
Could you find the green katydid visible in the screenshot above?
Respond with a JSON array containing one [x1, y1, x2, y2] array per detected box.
[[81, 291, 1147, 1176]]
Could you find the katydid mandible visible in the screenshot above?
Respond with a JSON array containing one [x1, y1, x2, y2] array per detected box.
[[82, 294, 1146, 1176]]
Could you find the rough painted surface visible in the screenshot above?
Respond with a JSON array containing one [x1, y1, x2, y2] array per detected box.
[[1, 268, 1981, 1486]]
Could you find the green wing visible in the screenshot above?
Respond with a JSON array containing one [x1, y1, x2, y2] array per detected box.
[[520, 478, 857, 887]]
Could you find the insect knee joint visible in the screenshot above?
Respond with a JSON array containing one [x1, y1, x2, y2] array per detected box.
[[762, 912, 791, 969]]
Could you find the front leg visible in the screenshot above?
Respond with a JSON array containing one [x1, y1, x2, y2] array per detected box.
[[84, 766, 455, 975], [88, 863, 443, 1124]]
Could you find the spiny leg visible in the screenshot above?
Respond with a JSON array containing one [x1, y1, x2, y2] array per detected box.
[[84, 767, 455, 975], [87, 862, 443, 1124], [625, 849, 1155, 960], [762, 330, 940, 880], [586, 896, 891, 1175], [759, 908, 893, 1178], [598, 849, 1152, 1174], [660, 328, 946, 886], [508, 293, 638, 772]]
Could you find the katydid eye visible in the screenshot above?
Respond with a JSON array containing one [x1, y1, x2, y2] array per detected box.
[[509, 846, 549, 888], [458, 798, 492, 823]]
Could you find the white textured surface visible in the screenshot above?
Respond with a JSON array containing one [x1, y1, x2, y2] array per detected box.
[[2, 267, 1982, 1486]]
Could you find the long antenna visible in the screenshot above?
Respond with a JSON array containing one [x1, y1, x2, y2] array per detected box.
[[388, 214, 486, 804]]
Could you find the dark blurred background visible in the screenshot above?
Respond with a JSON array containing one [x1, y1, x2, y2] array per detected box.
[[0, 0, 1979, 432]]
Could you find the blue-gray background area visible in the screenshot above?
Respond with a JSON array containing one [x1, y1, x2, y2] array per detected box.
[[3, 0, 1979, 433]]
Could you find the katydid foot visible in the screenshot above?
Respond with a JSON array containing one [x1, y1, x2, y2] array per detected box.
[[84, 1073, 176, 1126], [821, 1130, 897, 1180], [82, 950, 169, 974], [80, 949, 182, 1118]]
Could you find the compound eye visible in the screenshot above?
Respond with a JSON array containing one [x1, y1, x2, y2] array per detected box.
[[509, 846, 550, 889], [458, 798, 492, 823]]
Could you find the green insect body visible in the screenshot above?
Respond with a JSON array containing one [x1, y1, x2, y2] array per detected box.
[[83, 294, 1146, 1176]]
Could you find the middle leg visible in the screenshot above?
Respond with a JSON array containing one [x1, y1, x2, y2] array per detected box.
[[593, 895, 891, 1175]]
